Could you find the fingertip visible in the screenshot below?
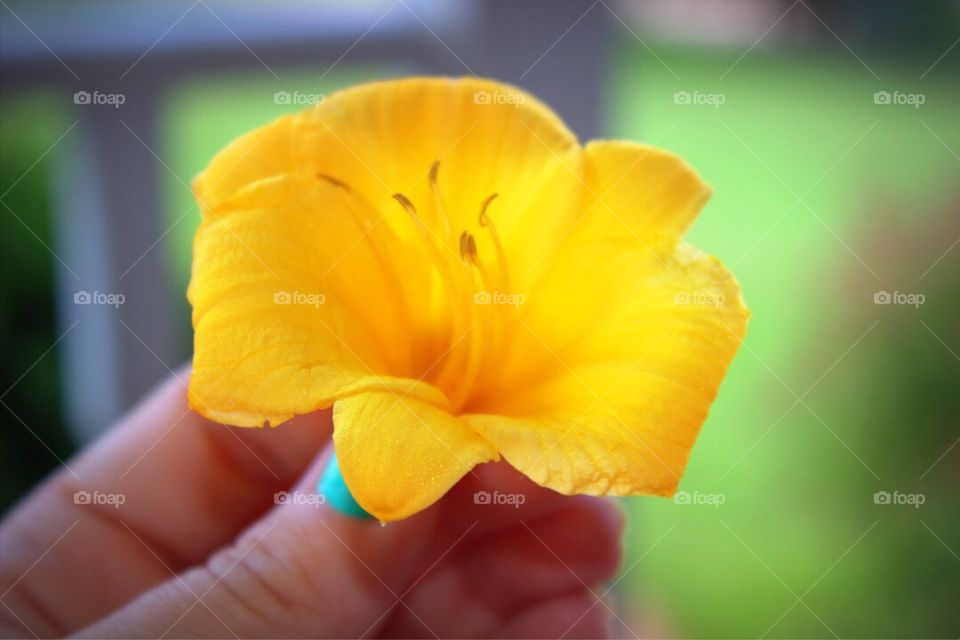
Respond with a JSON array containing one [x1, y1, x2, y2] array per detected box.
[[317, 452, 373, 520], [592, 497, 627, 580]]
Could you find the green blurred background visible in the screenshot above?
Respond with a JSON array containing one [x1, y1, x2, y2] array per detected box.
[[2, 1, 958, 637]]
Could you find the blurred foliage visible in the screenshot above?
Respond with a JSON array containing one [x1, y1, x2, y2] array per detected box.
[[610, 39, 959, 638], [0, 92, 74, 510], [841, 192, 960, 634]]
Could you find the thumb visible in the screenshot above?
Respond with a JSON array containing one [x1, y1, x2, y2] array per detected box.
[[77, 446, 440, 638]]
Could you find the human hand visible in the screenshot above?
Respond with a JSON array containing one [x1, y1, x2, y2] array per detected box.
[[0, 369, 624, 638]]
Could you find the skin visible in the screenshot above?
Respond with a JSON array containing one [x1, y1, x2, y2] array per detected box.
[[0, 368, 624, 638]]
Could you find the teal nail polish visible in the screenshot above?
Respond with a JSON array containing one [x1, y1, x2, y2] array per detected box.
[[318, 452, 373, 519]]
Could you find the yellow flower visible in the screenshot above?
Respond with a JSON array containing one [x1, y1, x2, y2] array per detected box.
[[188, 77, 749, 522]]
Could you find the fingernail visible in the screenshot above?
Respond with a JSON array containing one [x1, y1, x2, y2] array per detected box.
[[317, 451, 373, 519]]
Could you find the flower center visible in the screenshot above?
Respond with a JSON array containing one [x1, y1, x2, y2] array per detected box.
[[319, 162, 516, 413]]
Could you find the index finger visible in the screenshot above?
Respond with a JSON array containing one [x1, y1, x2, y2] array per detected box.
[[0, 366, 331, 635]]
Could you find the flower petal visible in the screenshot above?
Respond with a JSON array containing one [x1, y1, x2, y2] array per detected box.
[[193, 115, 297, 215], [188, 175, 443, 426], [193, 77, 585, 282], [579, 140, 712, 253], [333, 391, 499, 522], [463, 143, 748, 497]]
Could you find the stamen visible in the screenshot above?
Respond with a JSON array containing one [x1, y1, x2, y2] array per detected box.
[[317, 172, 376, 231], [392, 193, 418, 217], [443, 230, 488, 412], [428, 160, 455, 241], [477, 193, 498, 225], [459, 230, 495, 293], [478, 194, 510, 289], [314, 174, 410, 374], [317, 173, 351, 191], [459, 231, 477, 264], [393, 192, 447, 267], [393, 192, 465, 333]]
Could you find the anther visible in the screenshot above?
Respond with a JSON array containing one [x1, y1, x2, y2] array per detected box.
[[478, 193, 499, 226], [392, 193, 418, 217], [317, 173, 351, 191], [459, 231, 478, 264]]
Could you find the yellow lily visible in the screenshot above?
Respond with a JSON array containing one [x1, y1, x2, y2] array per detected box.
[[187, 77, 749, 522]]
